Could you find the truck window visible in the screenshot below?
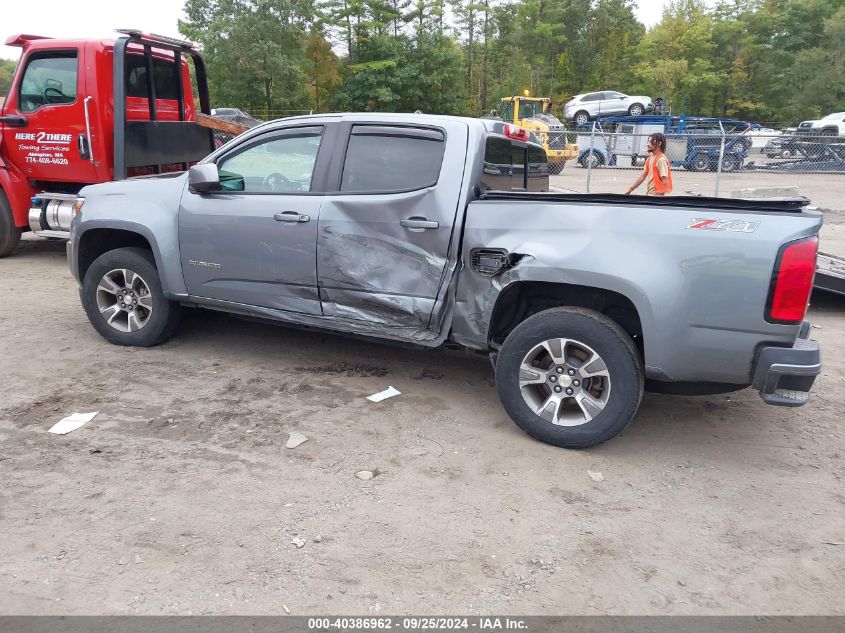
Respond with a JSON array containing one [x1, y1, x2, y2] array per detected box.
[[518, 101, 542, 119], [482, 136, 530, 191], [18, 51, 78, 113], [526, 144, 548, 191], [340, 126, 445, 193], [217, 128, 323, 193], [125, 53, 181, 100], [501, 101, 515, 122]]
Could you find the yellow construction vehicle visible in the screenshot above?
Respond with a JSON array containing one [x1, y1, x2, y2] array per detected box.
[[495, 95, 579, 174]]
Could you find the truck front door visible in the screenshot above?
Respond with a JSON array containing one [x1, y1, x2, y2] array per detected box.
[[1, 47, 99, 183], [179, 125, 328, 315], [316, 121, 468, 331]]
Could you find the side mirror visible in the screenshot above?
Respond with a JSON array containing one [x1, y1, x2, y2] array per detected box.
[[189, 164, 220, 193]]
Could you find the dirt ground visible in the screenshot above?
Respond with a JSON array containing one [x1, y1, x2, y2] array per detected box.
[[1, 228, 844, 616]]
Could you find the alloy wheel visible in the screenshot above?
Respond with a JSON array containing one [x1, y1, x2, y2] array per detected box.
[[95, 268, 154, 333], [518, 337, 612, 426]]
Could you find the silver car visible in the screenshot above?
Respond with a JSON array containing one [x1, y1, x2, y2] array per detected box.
[[564, 91, 654, 125]]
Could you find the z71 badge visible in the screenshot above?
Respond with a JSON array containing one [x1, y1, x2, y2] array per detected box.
[[687, 218, 760, 233]]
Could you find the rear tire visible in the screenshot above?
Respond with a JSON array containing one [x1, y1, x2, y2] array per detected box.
[[722, 155, 742, 172], [495, 307, 644, 449], [81, 247, 181, 347], [574, 111, 590, 126], [579, 151, 603, 169], [0, 190, 22, 258]]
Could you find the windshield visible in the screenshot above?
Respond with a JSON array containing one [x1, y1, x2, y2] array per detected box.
[[518, 101, 543, 119]]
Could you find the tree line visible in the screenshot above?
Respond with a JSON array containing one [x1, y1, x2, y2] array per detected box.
[[1, 0, 842, 125], [178, 0, 845, 125]]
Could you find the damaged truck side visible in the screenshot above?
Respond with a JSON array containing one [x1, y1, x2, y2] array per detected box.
[[67, 113, 822, 449]]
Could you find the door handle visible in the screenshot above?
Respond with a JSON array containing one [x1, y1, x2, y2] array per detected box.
[[0, 115, 27, 127], [400, 217, 439, 230], [77, 134, 91, 160], [274, 211, 310, 223]]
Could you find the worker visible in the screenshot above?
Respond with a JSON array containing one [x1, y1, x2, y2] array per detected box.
[[624, 132, 673, 196]]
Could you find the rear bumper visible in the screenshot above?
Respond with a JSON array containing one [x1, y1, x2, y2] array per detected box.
[[752, 322, 821, 406]]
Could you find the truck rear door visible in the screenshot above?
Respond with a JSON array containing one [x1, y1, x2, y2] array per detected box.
[[316, 120, 468, 330], [1, 45, 99, 183]]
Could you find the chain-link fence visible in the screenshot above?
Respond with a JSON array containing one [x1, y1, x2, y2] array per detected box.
[[212, 129, 238, 149], [558, 125, 845, 198]]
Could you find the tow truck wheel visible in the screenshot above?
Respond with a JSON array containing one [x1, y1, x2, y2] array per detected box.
[[495, 307, 644, 449], [0, 190, 23, 258], [549, 162, 565, 175], [81, 247, 181, 347]]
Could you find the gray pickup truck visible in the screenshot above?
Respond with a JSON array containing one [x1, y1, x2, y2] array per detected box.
[[67, 113, 822, 449]]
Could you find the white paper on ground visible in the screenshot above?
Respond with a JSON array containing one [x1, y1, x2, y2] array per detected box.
[[366, 386, 401, 403], [48, 412, 99, 435]]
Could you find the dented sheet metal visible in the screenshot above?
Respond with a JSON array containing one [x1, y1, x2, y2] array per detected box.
[[315, 119, 470, 332], [451, 197, 821, 383]]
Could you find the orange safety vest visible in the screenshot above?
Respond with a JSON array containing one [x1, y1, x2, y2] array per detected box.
[[647, 152, 673, 194]]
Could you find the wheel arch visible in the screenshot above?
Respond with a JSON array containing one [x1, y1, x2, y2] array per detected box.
[[76, 225, 164, 290], [488, 280, 644, 361]]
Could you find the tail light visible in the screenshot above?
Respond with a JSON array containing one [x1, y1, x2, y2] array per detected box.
[[504, 124, 530, 141], [766, 236, 818, 324]]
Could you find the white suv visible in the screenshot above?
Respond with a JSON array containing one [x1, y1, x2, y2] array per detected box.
[[563, 91, 654, 125], [797, 112, 845, 137]]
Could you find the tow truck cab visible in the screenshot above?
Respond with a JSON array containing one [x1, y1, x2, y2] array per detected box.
[[0, 30, 213, 247]]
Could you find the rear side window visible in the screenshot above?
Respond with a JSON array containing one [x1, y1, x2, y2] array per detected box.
[[18, 51, 78, 113], [581, 93, 602, 102], [340, 126, 445, 193]]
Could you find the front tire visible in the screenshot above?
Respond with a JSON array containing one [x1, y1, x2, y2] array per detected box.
[[495, 307, 644, 449], [688, 154, 709, 172], [628, 103, 644, 116], [81, 247, 181, 347], [0, 189, 22, 258]]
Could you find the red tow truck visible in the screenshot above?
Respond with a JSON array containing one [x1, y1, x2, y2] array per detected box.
[[0, 29, 215, 256]]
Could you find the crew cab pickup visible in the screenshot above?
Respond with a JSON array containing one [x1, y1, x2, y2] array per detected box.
[[67, 113, 822, 449]]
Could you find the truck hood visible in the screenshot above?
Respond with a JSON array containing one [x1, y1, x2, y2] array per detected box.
[[79, 171, 188, 200]]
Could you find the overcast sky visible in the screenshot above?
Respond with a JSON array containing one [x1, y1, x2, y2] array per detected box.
[[3, 0, 673, 61]]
